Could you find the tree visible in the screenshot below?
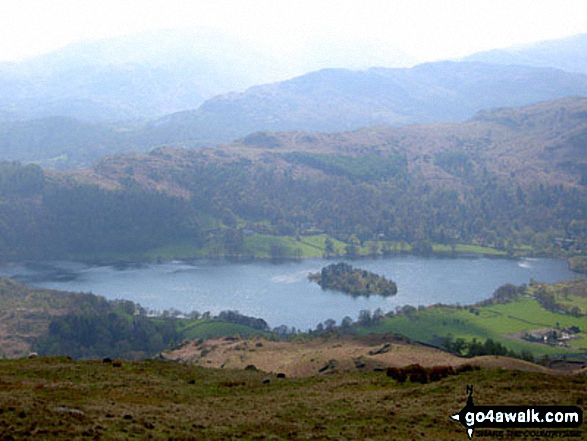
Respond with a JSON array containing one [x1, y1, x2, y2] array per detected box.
[[373, 307, 385, 323], [358, 309, 372, 326], [324, 237, 335, 256], [344, 243, 358, 258], [224, 229, 244, 256], [269, 243, 287, 261], [341, 316, 353, 329], [323, 318, 336, 331]]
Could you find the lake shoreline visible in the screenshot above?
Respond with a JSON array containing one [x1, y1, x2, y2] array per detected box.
[[1, 255, 578, 331], [0, 246, 545, 268]]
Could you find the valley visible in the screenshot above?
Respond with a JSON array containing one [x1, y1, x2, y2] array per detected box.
[[1, 23, 587, 439]]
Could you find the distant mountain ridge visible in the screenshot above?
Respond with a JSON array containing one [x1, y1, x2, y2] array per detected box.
[[0, 28, 415, 124], [1, 32, 587, 168], [3, 61, 587, 169], [0, 29, 282, 123], [0, 31, 585, 126], [462, 33, 587, 74], [93, 62, 587, 155]]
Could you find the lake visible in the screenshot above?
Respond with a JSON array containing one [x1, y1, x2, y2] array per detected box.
[[0, 256, 578, 330]]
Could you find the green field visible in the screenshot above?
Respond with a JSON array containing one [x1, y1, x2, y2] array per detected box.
[[356, 296, 587, 358], [530, 279, 587, 316], [243, 234, 319, 258], [177, 319, 269, 340], [66, 231, 511, 263]]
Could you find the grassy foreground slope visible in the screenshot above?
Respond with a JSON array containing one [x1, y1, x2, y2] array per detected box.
[[0, 357, 585, 440]]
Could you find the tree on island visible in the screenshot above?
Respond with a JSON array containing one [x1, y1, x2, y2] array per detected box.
[[308, 262, 398, 297]]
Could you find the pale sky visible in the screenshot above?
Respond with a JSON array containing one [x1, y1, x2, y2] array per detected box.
[[1, 0, 586, 63]]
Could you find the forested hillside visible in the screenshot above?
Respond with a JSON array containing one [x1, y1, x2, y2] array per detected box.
[[0, 97, 586, 262]]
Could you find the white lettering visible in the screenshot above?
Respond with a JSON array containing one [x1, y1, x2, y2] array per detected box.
[[505, 412, 516, 422], [466, 412, 474, 426]]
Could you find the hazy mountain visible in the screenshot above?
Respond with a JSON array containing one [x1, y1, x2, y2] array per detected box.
[[2, 61, 587, 169], [139, 61, 587, 147], [0, 29, 282, 122], [1, 29, 585, 125], [462, 33, 587, 74], [0, 28, 417, 124], [0, 117, 133, 169]]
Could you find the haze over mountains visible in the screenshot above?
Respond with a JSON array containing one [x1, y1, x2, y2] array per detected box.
[[0, 28, 415, 124], [462, 33, 587, 74], [0, 29, 282, 122], [148, 62, 587, 147], [0, 31, 586, 169]]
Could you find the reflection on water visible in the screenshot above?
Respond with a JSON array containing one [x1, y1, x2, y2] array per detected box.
[[0, 256, 577, 330]]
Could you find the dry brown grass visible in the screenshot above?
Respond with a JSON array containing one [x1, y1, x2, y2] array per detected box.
[[0, 354, 585, 440], [162, 334, 568, 378]]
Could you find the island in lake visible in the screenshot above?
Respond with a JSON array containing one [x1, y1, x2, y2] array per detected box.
[[308, 262, 398, 297]]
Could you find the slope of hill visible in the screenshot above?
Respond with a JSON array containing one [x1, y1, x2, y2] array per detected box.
[[161, 334, 557, 378], [0, 117, 133, 169], [0, 277, 101, 358], [0, 276, 270, 360], [89, 96, 587, 191], [463, 33, 587, 74], [2, 60, 587, 169], [141, 62, 587, 147], [0, 29, 280, 123], [0, 97, 585, 263], [1, 356, 583, 440]]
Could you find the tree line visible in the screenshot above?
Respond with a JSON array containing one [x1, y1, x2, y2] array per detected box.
[[0, 149, 585, 262]]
